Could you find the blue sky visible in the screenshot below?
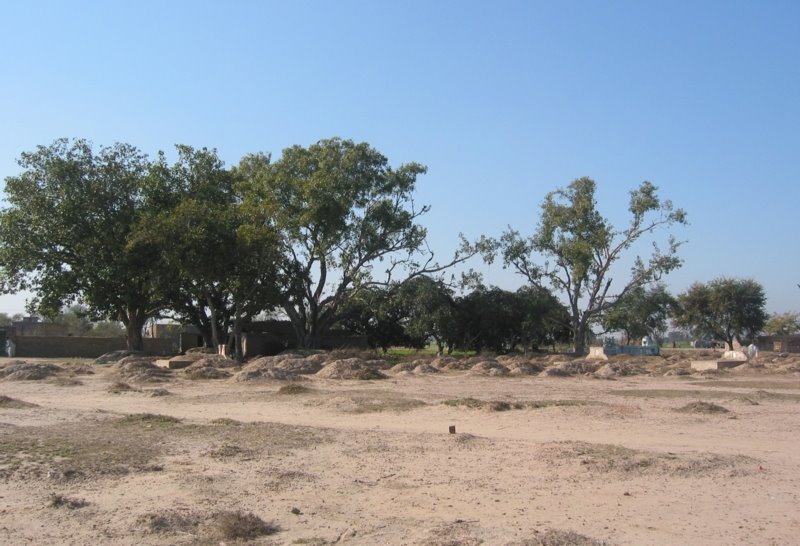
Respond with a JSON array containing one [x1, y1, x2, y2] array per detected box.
[[0, 0, 798, 315]]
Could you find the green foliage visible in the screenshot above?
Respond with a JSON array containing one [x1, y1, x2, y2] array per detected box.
[[673, 277, 768, 349], [451, 285, 570, 354], [242, 138, 488, 348], [502, 178, 686, 353], [601, 284, 675, 344], [0, 139, 165, 349], [764, 311, 800, 336]]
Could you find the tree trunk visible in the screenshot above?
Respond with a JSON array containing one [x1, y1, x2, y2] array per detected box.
[[232, 303, 244, 363], [207, 296, 223, 350], [123, 314, 145, 351], [572, 319, 588, 355]]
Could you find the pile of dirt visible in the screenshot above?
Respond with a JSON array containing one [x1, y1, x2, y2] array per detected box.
[[185, 366, 232, 380], [185, 355, 239, 369], [0, 395, 38, 408], [315, 358, 387, 380], [234, 368, 302, 382], [508, 362, 545, 375], [676, 401, 731, 414], [390, 361, 417, 373], [244, 354, 327, 375], [114, 359, 171, 383], [94, 350, 153, 365], [439, 358, 474, 371], [468, 360, 510, 376], [0, 361, 64, 381], [593, 362, 646, 379], [539, 366, 572, 377], [413, 363, 441, 374], [431, 356, 459, 369]]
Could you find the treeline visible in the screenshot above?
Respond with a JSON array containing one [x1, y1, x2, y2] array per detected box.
[[3, 137, 785, 357], [340, 279, 571, 354], [0, 138, 493, 359]]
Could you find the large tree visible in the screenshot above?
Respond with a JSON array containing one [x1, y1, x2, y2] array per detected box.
[[241, 138, 489, 348], [131, 146, 283, 360], [673, 278, 768, 349], [0, 139, 165, 349], [501, 177, 686, 353]]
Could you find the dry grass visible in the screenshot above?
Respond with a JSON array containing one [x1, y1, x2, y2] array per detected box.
[[0, 421, 168, 480], [205, 443, 256, 460], [702, 380, 800, 390], [612, 388, 800, 402], [114, 413, 181, 428], [137, 509, 202, 534], [676, 401, 731, 414], [208, 510, 279, 540], [48, 493, 89, 509], [512, 528, 610, 545], [107, 381, 139, 394], [541, 441, 757, 477], [278, 383, 313, 395], [0, 395, 37, 408], [442, 398, 598, 411], [306, 391, 426, 413]]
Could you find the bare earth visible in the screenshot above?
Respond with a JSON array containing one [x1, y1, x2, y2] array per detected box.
[[1, 352, 799, 545]]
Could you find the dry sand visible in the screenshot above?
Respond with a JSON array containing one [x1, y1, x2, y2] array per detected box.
[[1, 352, 799, 545]]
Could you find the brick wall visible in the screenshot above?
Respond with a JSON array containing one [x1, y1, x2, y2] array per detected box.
[[10, 336, 177, 358]]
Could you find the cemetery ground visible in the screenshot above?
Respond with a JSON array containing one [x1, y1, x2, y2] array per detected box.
[[1, 350, 799, 545]]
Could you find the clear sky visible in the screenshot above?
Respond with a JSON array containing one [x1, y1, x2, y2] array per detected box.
[[0, 0, 798, 315]]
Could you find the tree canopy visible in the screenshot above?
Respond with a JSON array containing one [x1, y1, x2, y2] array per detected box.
[[501, 177, 687, 353], [0, 139, 165, 349], [673, 277, 768, 349], [764, 312, 800, 336], [241, 138, 491, 348], [601, 284, 675, 344]]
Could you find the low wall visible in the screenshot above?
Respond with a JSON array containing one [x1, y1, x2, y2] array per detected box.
[[10, 336, 177, 358]]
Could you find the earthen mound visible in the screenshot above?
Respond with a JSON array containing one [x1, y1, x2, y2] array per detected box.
[[469, 361, 510, 376], [95, 350, 153, 365], [508, 362, 544, 376], [413, 363, 441, 374], [0, 361, 64, 381], [316, 358, 387, 380], [390, 361, 417, 373], [114, 359, 171, 383], [244, 354, 326, 375], [185, 366, 232, 380], [234, 368, 301, 382]]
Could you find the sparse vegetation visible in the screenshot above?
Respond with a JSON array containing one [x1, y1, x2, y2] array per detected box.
[[48, 493, 89, 509], [208, 510, 279, 540], [278, 383, 313, 395], [0, 395, 37, 408], [442, 398, 598, 411], [676, 401, 730, 414]]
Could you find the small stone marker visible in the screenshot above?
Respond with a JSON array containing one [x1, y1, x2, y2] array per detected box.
[[449, 425, 456, 434]]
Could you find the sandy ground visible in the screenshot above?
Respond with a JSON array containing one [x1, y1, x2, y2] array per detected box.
[[1, 354, 799, 545]]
